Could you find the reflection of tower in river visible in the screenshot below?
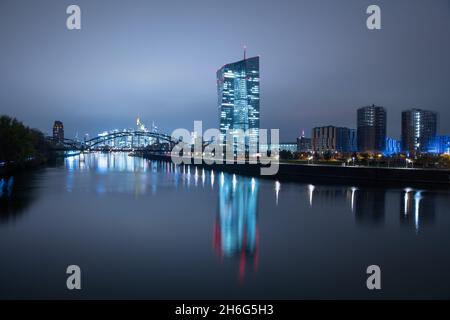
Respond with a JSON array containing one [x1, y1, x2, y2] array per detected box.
[[400, 189, 435, 232], [214, 173, 259, 281]]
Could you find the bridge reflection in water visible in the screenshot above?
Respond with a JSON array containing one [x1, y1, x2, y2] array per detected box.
[[214, 173, 259, 282]]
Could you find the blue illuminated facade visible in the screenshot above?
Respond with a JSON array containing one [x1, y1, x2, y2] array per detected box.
[[217, 56, 260, 153], [385, 137, 401, 156], [337, 128, 357, 153], [427, 136, 450, 154]]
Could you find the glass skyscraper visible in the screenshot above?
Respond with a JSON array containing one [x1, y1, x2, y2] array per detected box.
[[217, 56, 260, 154], [357, 105, 387, 154], [401, 108, 438, 154]]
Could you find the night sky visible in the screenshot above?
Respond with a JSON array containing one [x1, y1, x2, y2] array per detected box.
[[0, 0, 449, 141]]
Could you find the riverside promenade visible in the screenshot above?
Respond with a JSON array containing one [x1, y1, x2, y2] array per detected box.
[[137, 153, 450, 187]]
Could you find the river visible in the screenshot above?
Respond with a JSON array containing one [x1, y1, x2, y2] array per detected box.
[[1, 152, 450, 299]]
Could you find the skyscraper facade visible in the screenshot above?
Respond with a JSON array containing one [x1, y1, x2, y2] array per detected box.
[[52, 120, 64, 144], [357, 105, 387, 154], [297, 136, 312, 152], [312, 126, 338, 152], [401, 108, 438, 154], [428, 136, 450, 155], [217, 56, 260, 153], [312, 126, 356, 153], [336, 128, 357, 153]]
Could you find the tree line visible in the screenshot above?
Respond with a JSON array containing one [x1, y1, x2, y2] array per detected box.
[[0, 115, 52, 167]]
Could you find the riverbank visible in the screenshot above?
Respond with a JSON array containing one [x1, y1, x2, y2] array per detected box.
[[1, 115, 55, 178], [0, 160, 47, 179], [137, 153, 450, 187]]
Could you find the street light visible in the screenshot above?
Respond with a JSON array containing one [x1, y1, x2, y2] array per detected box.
[[406, 158, 413, 168]]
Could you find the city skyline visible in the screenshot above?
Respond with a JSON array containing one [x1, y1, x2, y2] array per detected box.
[[1, 0, 450, 141], [3, 0, 450, 306]]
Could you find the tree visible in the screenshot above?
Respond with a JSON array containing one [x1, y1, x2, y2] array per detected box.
[[0, 115, 51, 166], [439, 154, 450, 168], [279, 150, 293, 160]]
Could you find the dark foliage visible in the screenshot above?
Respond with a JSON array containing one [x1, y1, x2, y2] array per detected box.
[[0, 115, 52, 167]]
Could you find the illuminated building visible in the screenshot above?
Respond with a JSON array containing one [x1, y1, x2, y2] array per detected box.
[[52, 121, 64, 144], [217, 54, 260, 154], [337, 128, 357, 153], [312, 126, 356, 153], [312, 126, 338, 152], [401, 109, 438, 154], [385, 137, 401, 156], [278, 143, 297, 153], [428, 135, 450, 154], [357, 105, 387, 154], [297, 136, 312, 152]]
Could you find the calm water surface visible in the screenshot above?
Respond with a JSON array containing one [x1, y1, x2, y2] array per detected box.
[[1, 153, 450, 299]]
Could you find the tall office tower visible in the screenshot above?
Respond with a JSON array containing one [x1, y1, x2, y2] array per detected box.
[[52, 120, 64, 144], [217, 55, 260, 154], [401, 108, 438, 154], [357, 105, 387, 154]]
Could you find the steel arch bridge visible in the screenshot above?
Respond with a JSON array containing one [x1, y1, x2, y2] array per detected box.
[[52, 130, 212, 152], [83, 131, 179, 150]]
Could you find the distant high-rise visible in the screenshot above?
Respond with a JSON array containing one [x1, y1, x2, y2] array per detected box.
[[52, 121, 64, 144], [297, 136, 312, 152], [357, 105, 386, 153], [312, 126, 356, 153], [336, 128, 357, 153], [401, 108, 438, 154], [312, 126, 338, 153], [217, 55, 260, 153]]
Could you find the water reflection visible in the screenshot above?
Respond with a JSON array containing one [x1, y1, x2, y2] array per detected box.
[[275, 181, 281, 205], [353, 189, 386, 227], [214, 173, 259, 282], [400, 189, 435, 232], [65, 152, 149, 173], [0, 176, 14, 198], [307, 184, 352, 208], [305, 183, 437, 232], [0, 174, 36, 223], [1, 152, 450, 299]]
